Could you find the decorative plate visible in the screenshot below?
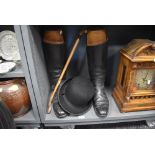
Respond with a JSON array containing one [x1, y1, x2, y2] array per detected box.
[[0, 62, 16, 74], [0, 31, 20, 61]]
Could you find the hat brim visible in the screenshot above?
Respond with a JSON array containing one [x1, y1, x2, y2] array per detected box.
[[58, 79, 92, 116]]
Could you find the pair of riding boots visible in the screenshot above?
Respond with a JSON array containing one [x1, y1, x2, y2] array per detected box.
[[43, 29, 109, 118]]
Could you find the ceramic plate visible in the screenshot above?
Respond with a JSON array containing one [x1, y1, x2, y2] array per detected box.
[[0, 31, 20, 61], [0, 62, 16, 74]]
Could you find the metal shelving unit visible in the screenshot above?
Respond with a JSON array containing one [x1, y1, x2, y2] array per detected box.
[[20, 25, 49, 126], [0, 25, 41, 127], [20, 25, 155, 127]]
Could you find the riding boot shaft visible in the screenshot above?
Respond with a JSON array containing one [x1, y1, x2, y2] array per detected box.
[[43, 30, 68, 118], [87, 29, 109, 118]]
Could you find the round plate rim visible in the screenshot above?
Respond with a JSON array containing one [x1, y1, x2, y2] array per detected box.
[[0, 30, 20, 61], [0, 61, 16, 74]]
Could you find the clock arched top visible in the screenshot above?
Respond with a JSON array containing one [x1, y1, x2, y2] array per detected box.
[[121, 39, 155, 62]]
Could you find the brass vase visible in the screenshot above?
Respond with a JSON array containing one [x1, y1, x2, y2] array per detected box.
[[0, 78, 31, 117]]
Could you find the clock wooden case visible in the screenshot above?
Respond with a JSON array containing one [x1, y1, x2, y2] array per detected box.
[[112, 39, 155, 112]]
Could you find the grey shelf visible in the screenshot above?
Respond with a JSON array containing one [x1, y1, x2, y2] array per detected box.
[[45, 89, 155, 126], [0, 64, 24, 78], [14, 109, 36, 124]]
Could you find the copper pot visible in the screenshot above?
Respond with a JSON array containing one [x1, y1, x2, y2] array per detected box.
[[0, 79, 31, 117]]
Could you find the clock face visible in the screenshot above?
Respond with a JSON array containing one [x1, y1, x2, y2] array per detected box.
[[134, 69, 155, 90]]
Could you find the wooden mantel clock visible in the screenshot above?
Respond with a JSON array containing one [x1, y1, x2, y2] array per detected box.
[[112, 39, 155, 112]]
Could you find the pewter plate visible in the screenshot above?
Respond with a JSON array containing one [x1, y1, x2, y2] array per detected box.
[[0, 31, 20, 61], [0, 62, 16, 74]]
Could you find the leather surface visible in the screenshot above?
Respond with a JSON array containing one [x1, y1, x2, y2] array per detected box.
[[43, 43, 66, 85], [43, 35, 68, 118], [43, 30, 64, 44], [53, 91, 68, 118], [87, 29, 108, 46], [87, 41, 109, 118]]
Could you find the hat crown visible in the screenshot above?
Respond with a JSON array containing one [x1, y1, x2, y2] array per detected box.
[[65, 76, 94, 106]]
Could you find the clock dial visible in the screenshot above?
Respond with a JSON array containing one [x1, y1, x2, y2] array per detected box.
[[134, 69, 155, 90]]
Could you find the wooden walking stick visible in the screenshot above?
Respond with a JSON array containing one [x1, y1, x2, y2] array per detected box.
[[47, 30, 87, 113]]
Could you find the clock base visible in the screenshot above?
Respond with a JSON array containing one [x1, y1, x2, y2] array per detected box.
[[112, 87, 155, 112]]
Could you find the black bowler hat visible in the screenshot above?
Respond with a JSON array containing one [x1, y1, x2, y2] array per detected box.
[[58, 76, 95, 116]]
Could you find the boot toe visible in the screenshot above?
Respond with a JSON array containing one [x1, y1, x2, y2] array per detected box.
[[94, 102, 109, 118], [53, 101, 68, 118], [100, 108, 108, 116], [98, 107, 108, 117]]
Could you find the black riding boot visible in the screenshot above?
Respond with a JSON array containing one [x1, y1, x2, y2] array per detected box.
[[43, 30, 68, 118], [87, 29, 109, 118]]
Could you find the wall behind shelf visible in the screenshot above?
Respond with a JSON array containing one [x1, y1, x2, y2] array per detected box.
[[107, 25, 155, 45], [0, 25, 15, 32], [38, 25, 155, 87]]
